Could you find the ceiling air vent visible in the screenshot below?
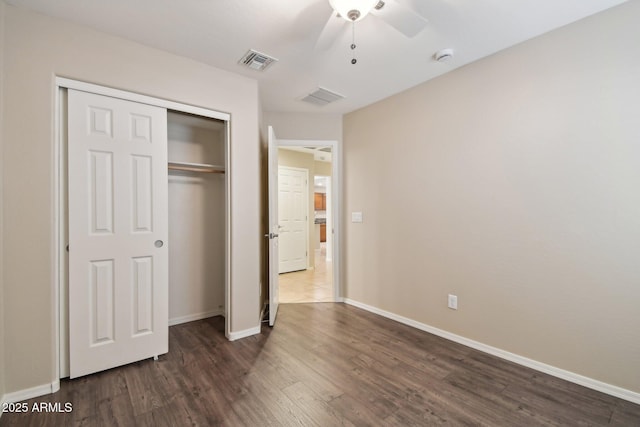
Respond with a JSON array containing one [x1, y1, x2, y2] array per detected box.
[[238, 49, 278, 72], [300, 87, 345, 106]]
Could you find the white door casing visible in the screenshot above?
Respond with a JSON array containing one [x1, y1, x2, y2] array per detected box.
[[68, 89, 169, 378], [278, 166, 308, 273], [267, 126, 280, 326]]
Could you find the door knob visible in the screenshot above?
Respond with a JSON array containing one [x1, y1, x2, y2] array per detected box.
[[154, 240, 164, 248]]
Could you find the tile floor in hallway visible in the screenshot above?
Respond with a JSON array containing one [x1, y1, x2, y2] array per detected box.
[[279, 244, 333, 303]]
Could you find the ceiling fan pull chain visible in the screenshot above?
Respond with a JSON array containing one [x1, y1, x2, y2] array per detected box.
[[351, 21, 357, 64]]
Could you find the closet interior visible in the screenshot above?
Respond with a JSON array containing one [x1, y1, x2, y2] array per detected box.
[[167, 111, 226, 325]]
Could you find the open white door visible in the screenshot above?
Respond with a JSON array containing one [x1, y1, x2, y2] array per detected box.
[[267, 126, 280, 326], [68, 89, 169, 378]]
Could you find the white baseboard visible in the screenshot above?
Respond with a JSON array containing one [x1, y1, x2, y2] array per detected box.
[[168, 309, 225, 326], [343, 298, 640, 405], [227, 326, 261, 341], [2, 380, 60, 405]]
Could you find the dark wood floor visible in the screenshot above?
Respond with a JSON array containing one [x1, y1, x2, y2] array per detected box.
[[1, 303, 639, 426]]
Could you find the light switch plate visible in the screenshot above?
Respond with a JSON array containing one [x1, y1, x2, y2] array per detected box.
[[351, 212, 363, 223], [448, 294, 458, 310]]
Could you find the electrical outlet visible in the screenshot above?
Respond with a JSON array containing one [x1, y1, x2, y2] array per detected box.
[[448, 294, 458, 310]]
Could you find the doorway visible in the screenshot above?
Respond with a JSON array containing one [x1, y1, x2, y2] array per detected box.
[[277, 144, 336, 303]]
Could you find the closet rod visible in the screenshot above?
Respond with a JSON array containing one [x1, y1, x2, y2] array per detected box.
[[168, 161, 225, 174]]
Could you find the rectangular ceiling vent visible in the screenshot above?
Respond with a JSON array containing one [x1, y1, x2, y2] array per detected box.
[[300, 87, 345, 106], [238, 49, 278, 72]]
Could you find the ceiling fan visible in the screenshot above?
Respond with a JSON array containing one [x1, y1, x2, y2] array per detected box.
[[316, 0, 428, 61]]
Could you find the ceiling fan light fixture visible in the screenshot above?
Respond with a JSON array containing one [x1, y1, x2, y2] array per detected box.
[[329, 0, 379, 22]]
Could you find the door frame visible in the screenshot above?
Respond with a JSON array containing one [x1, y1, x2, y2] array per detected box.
[[277, 139, 342, 302], [277, 165, 309, 273], [53, 77, 232, 379]]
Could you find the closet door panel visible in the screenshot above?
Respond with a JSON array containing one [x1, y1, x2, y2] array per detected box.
[[132, 256, 154, 335], [130, 113, 152, 142], [68, 89, 168, 379], [131, 155, 153, 233], [89, 259, 115, 344], [89, 151, 114, 234]]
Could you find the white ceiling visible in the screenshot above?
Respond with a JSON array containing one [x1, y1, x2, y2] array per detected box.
[[6, 0, 626, 114]]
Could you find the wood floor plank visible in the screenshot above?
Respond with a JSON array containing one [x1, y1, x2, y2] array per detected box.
[[501, 382, 614, 426], [123, 361, 174, 416], [95, 392, 136, 427], [282, 381, 355, 427], [259, 343, 344, 402], [328, 393, 397, 427], [383, 390, 475, 427], [242, 371, 319, 427], [610, 399, 640, 426], [1, 303, 638, 427]]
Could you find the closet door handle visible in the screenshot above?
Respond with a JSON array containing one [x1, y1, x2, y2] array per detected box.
[[264, 233, 279, 239], [154, 240, 164, 248]]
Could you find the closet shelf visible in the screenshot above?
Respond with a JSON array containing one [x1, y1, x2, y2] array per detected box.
[[168, 161, 225, 174]]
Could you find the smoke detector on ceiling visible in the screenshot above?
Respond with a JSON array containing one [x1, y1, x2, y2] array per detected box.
[[238, 49, 278, 71], [434, 48, 454, 62]]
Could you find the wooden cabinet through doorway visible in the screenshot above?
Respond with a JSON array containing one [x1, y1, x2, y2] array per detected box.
[[314, 192, 326, 211]]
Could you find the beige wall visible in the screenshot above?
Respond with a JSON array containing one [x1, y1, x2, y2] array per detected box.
[[314, 160, 332, 177], [264, 112, 342, 142], [2, 5, 260, 394], [344, 1, 640, 394], [0, 0, 6, 403]]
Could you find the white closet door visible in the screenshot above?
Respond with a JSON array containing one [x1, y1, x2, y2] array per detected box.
[[68, 89, 169, 378]]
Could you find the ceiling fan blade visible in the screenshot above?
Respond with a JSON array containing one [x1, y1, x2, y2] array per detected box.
[[370, 0, 428, 38], [315, 12, 346, 51]]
